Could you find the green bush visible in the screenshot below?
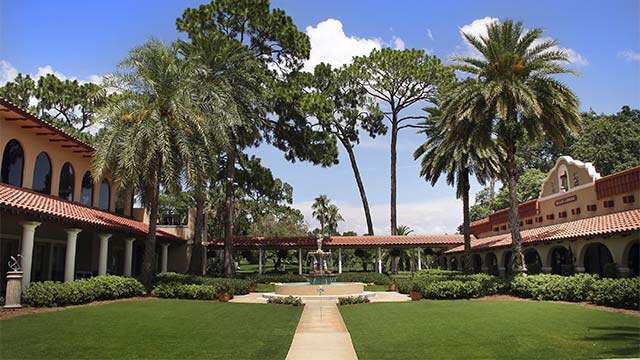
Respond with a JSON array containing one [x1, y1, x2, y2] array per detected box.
[[151, 282, 218, 300], [421, 280, 484, 299], [24, 276, 145, 307], [206, 257, 224, 277], [396, 279, 413, 294], [588, 277, 640, 310], [155, 272, 250, 295], [245, 274, 307, 284], [339, 296, 370, 305], [267, 296, 303, 306], [336, 272, 391, 285], [510, 274, 599, 302]]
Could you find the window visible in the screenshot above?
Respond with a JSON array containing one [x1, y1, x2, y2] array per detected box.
[[587, 204, 597, 212], [32, 152, 52, 195], [500, 225, 507, 230], [1, 139, 24, 186], [603, 200, 614, 208], [546, 214, 555, 220], [98, 181, 110, 210], [519, 221, 523, 227], [80, 171, 93, 206], [558, 211, 568, 218], [493, 227, 499, 232], [571, 207, 581, 215], [536, 216, 543, 223], [525, 219, 533, 225], [623, 195, 635, 204], [58, 162, 74, 201]]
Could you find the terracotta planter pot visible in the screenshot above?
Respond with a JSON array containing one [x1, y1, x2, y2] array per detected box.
[[218, 293, 232, 302], [410, 291, 422, 301], [388, 284, 397, 292], [249, 286, 257, 293]]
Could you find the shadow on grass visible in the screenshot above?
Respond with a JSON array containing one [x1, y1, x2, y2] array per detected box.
[[582, 326, 640, 357]]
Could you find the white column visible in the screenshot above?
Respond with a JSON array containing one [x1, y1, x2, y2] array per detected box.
[[161, 243, 170, 273], [377, 247, 382, 273], [64, 228, 82, 282], [298, 248, 303, 275], [258, 248, 263, 275], [417, 248, 422, 271], [98, 233, 111, 275], [338, 248, 343, 274], [124, 238, 135, 277], [19, 221, 41, 289]]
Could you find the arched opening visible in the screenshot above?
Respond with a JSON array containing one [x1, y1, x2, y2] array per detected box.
[[114, 188, 126, 215], [58, 162, 74, 201], [472, 254, 482, 273], [485, 253, 499, 275], [80, 171, 93, 206], [524, 249, 542, 274], [450, 257, 458, 270], [549, 246, 571, 275], [627, 243, 639, 277], [583, 243, 614, 276], [1, 139, 24, 186], [503, 251, 512, 276], [98, 180, 110, 211], [32, 152, 52, 195]]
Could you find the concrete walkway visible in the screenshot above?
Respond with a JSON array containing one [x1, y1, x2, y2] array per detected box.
[[285, 300, 359, 360]]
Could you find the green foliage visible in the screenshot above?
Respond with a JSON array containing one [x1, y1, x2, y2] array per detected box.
[[335, 272, 391, 285], [510, 274, 599, 302], [311, 194, 343, 235], [588, 277, 640, 310], [24, 275, 145, 307], [206, 257, 225, 277], [154, 272, 250, 295], [408, 270, 507, 298], [0, 296, 4, 306], [267, 295, 303, 306], [152, 282, 218, 300], [338, 296, 370, 305], [0, 73, 35, 109], [492, 168, 547, 210], [244, 273, 306, 284]]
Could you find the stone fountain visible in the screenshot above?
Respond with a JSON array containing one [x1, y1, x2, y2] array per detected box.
[[304, 237, 338, 285]]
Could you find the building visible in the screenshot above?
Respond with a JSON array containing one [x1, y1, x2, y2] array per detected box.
[[444, 156, 640, 277], [0, 97, 192, 291]]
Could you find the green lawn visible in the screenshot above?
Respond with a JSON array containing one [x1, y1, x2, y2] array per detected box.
[[341, 300, 640, 360], [0, 299, 302, 359]]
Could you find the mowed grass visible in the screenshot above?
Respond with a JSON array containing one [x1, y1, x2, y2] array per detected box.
[[340, 300, 640, 360], [0, 299, 302, 359]]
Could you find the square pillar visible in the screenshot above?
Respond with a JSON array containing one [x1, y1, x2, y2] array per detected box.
[[338, 248, 343, 274], [258, 248, 263, 275], [417, 248, 422, 271], [19, 221, 41, 289], [98, 233, 111, 275], [377, 247, 382, 273], [298, 248, 303, 275], [160, 243, 170, 273], [64, 228, 82, 282], [124, 238, 135, 277]]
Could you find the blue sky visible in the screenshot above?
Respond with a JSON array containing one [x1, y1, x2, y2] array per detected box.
[[2, 0, 638, 234]]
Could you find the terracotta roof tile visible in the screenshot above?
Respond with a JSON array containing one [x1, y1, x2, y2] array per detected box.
[[208, 234, 466, 248], [0, 182, 183, 240], [446, 208, 640, 254]]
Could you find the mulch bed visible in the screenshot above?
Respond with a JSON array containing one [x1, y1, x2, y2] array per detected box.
[[0, 297, 156, 320]]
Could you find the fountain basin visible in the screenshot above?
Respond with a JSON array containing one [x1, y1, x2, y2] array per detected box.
[[274, 282, 364, 296]]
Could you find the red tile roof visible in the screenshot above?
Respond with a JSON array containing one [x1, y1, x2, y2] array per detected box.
[[0, 182, 183, 241], [596, 166, 640, 199], [446, 208, 640, 254], [208, 234, 466, 248]]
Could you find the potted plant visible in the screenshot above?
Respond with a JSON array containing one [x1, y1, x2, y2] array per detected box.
[[388, 276, 397, 292], [248, 280, 258, 293], [409, 282, 422, 301], [217, 283, 233, 302]]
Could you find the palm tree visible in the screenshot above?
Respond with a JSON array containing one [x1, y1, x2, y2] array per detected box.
[[414, 104, 500, 274], [93, 39, 231, 288], [326, 204, 344, 235], [449, 20, 580, 274], [312, 195, 331, 236]]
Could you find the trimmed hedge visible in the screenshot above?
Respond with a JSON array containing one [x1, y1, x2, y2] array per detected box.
[[267, 296, 303, 306], [24, 275, 145, 307], [155, 272, 250, 296], [336, 272, 391, 285], [244, 274, 307, 284], [151, 282, 218, 300], [588, 277, 640, 310], [339, 295, 370, 305]]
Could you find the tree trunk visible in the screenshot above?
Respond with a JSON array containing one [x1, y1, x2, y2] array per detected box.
[[391, 256, 398, 275], [341, 139, 375, 236], [461, 169, 473, 274], [390, 113, 398, 235], [188, 193, 206, 275], [141, 165, 160, 291], [506, 147, 525, 275], [223, 142, 237, 277]]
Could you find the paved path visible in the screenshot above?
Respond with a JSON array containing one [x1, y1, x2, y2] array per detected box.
[[285, 300, 359, 360]]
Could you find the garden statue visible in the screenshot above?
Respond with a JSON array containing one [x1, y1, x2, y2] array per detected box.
[[4, 255, 24, 309]]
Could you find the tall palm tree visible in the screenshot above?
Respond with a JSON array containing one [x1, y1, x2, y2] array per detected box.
[[383, 226, 414, 275], [449, 20, 581, 274], [414, 104, 500, 274], [312, 195, 331, 236], [326, 204, 344, 235], [93, 39, 231, 288]]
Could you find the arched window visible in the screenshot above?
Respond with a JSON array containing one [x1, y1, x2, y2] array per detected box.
[[80, 171, 93, 206], [58, 162, 75, 201], [98, 180, 110, 210], [32, 152, 52, 195], [1, 139, 24, 186]]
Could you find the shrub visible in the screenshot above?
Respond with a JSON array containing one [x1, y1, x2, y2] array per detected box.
[[24, 276, 145, 307], [588, 277, 640, 310], [206, 257, 224, 277], [244, 274, 307, 284], [339, 296, 370, 305], [509, 274, 599, 302], [154, 272, 250, 296], [151, 282, 218, 300], [396, 279, 413, 294], [421, 280, 484, 299], [336, 272, 391, 285], [267, 296, 303, 306]]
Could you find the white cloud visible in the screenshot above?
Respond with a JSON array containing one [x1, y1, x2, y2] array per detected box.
[[0, 60, 18, 86], [619, 50, 640, 61], [35, 65, 66, 80], [303, 18, 383, 72], [456, 17, 587, 66], [294, 197, 462, 235], [426, 29, 434, 41], [392, 36, 405, 50]]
